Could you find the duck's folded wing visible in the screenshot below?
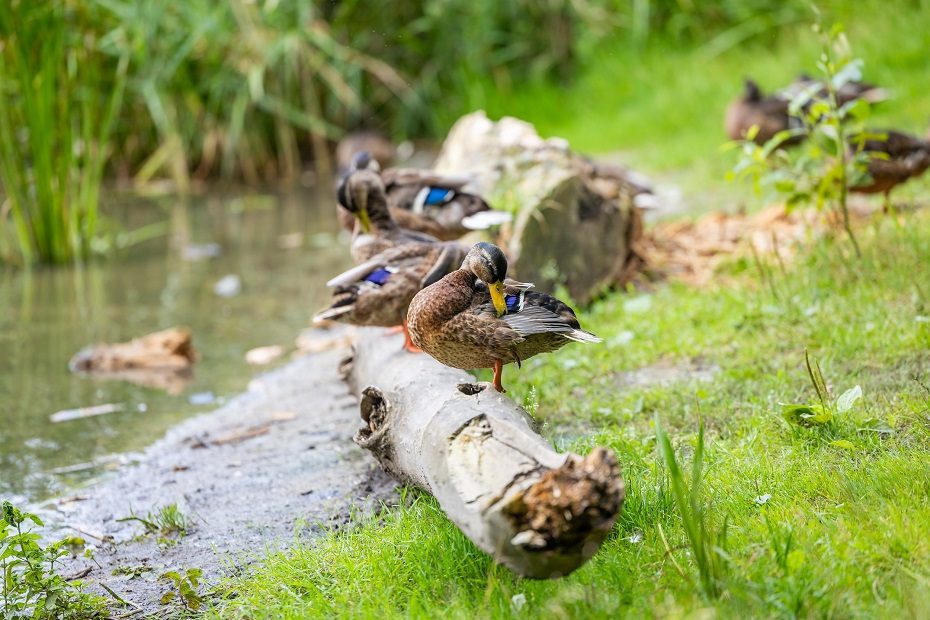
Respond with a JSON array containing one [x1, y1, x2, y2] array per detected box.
[[420, 243, 465, 288], [327, 243, 431, 288], [503, 306, 602, 343]]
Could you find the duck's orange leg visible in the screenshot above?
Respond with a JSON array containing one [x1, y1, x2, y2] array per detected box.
[[402, 320, 422, 353], [492, 359, 506, 393]]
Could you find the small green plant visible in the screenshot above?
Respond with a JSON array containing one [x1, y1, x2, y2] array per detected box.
[[111, 565, 153, 580], [117, 503, 189, 547], [1, 500, 108, 619], [159, 568, 203, 611], [655, 416, 729, 600], [728, 16, 877, 257], [781, 350, 862, 429]]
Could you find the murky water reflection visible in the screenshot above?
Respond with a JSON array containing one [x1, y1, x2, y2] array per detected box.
[[0, 188, 350, 501]]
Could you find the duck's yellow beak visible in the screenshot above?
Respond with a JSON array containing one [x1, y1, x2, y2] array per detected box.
[[490, 280, 507, 317], [357, 207, 372, 233]]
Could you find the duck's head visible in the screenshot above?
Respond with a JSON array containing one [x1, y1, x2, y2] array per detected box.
[[337, 169, 386, 233], [463, 242, 508, 316], [743, 79, 762, 102], [349, 150, 381, 173]]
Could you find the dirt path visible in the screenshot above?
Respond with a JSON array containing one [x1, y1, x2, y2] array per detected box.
[[42, 342, 397, 615]]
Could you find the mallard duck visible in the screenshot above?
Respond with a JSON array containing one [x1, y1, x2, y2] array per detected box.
[[336, 130, 395, 178], [726, 77, 886, 146], [339, 151, 509, 240], [314, 241, 465, 351], [725, 80, 800, 145], [851, 130, 930, 202], [778, 74, 888, 107], [337, 168, 443, 263], [406, 242, 601, 392]]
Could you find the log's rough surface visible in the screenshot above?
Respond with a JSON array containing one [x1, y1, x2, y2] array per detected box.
[[433, 111, 649, 303], [349, 331, 625, 578]]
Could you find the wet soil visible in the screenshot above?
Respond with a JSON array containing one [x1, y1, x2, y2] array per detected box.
[[41, 344, 397, 615]]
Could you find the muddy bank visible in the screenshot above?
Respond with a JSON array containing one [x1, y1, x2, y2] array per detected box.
[[42, 341, 397, 614]]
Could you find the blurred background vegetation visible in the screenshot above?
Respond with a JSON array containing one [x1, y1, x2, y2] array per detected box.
[[1, 0, 928, 263]]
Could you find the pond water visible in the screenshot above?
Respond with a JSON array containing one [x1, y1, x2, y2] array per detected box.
[[0, 188, 351, 502]]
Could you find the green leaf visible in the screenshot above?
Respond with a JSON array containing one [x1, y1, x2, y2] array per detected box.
[[858, 418, 895, 435], [830, 439, 857, 451], [782, 403, 833, 427], [835, 385, 862, 413], [160, 591, 175, 605]]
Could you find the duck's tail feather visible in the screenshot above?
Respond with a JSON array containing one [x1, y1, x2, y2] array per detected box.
[[313, 304, 354, 323], [565, 329, 602, 344], [461, 209, 512, 230]]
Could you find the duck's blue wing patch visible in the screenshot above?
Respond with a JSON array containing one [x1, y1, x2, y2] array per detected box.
[[505, 294, 521, 313], [424, 187, 455, 206], [364, 268, 392, 285]]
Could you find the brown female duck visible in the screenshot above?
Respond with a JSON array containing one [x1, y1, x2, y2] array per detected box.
[[852, 130, 930, 203], [315, 241, 465, 351], [726, 77, 886, 146], [337, 168, 442, 263], [406, 242, 600, 392], [725, 79, 799, 144], [339, 152, 508, 240]]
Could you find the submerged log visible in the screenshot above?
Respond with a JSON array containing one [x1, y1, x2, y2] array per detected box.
[[348, 331, 624, 578]]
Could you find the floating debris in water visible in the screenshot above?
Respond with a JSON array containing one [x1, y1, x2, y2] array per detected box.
[[50, 403, 124, 423], [245, 345, 284, 365], [181, 243, 222, 261], [188, 391, 216, 406], [277, 232, 303, 250], [214, 274, 242, 297]]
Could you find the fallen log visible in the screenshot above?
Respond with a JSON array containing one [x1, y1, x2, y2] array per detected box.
[[347, 331, 624, 578]]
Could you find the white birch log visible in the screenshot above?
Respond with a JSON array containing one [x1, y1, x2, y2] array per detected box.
[[347, 331, 625, 578]]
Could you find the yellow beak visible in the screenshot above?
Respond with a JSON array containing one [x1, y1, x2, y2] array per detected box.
[[357, 208, 372, 233], [490, 280, 507, 317]]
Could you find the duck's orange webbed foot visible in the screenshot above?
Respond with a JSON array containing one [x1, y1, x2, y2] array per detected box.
[[402, 320, 422, 354], [492, 359, 506, 393]]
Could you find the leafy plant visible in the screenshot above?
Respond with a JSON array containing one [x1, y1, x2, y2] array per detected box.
[[782, 350, 863, 428], [116, 503, 189, 546], [159, 568, 203, 611], [728, 16, 877, 256], [0, 500, 108, 619], [655, 416, 729, 600]]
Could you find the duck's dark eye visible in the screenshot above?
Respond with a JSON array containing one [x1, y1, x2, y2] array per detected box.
[[337, 181, 350, 210]]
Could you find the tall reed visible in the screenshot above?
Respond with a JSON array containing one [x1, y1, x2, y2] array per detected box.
[[0, 1, 128, 265]]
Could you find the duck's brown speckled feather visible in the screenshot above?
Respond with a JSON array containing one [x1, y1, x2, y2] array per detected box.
[[407, 271, 598, 371]]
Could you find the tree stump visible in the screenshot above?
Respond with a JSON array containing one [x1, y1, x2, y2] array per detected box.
[[433, 111, 649, 303]]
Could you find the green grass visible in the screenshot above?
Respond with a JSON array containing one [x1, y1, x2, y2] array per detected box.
[[463, 0, 930, 213], [200, 4, 930, 617], [208, 209, 930, 617]]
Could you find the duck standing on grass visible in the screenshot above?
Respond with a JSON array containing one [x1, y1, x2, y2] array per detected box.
[[314, 241, 465, 352], [852, 130, 930, 206], [407, 242, 601, 392]]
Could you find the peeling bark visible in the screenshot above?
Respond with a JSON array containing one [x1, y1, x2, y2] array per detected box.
[[349, 331, 624, 578]]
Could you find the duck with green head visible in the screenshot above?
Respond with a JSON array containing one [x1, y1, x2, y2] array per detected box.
[[406, 242, 601, 392]]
